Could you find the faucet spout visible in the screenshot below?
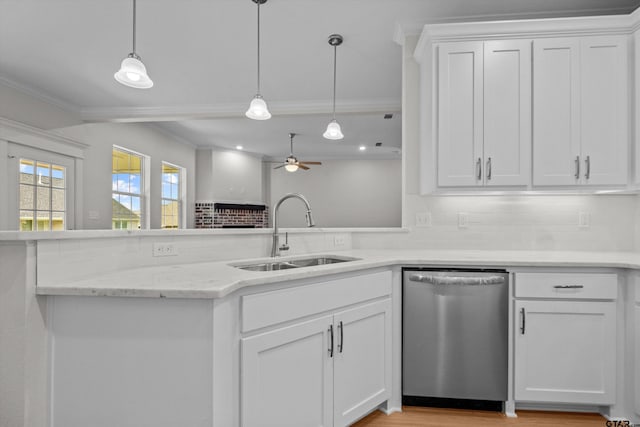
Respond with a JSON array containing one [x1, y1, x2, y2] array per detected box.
[[271, 193, 315, 257]]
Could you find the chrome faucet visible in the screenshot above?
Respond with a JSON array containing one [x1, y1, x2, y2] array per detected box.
[[271, 193, 315, 257]]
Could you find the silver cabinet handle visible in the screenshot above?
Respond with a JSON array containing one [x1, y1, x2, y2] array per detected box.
[[553, 285, 584, 289], [520, 307, 526, 335], [328, 324, 334, 358], [338, 321, 343, 353], [486, 157, 492, 181], [476, 157, 482, 180], [585, 155, 590, 180], [574, 156, 580, 179]]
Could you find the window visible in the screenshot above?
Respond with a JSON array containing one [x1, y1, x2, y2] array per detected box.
[[112, 146, 145, 230], [161, 162, 184, 229], [18, 159, 67, 231]]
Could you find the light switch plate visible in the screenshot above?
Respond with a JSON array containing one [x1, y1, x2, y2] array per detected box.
[[578, 211, 591, 228], [458, 212, 469, 229]]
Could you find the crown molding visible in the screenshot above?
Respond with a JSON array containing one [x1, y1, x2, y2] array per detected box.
[[414, 11, 638, 62], [0, 75, 79, 114], [0, 117, 89, 159], [79, 98, 402, 123]]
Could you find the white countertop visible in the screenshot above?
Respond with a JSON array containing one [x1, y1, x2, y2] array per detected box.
[[35, 249, 640, 299]]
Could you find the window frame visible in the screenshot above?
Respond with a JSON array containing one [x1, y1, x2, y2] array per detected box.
[[161, 161, 186, 229], [112, 145, 150, 230]]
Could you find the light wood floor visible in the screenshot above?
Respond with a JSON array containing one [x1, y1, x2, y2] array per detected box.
[[352, 406, 607, 426]]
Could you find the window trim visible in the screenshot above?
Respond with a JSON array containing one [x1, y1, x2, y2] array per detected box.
[[112, 145, 150, 230]]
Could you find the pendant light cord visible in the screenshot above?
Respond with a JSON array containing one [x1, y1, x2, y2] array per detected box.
[[332, 44, 337, 120], [256, 0, 261, 94], [132, 0, 137, 54]]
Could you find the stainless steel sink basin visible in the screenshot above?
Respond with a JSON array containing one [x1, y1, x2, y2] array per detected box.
[[232, 255, 359, 272]]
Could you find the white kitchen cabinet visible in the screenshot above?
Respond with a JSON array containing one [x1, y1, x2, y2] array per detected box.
[[242, 298, 391, 427], [436, 40, 530, 188], [635, 281, 640, 417], [514, 300, 616, 404], [241, 315, 334, 427], [514, 272, 618, 405], [533, 36, 628, 187]]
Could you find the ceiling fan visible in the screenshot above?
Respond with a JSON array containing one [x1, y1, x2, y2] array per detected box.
[[274, 133, 322, 172]]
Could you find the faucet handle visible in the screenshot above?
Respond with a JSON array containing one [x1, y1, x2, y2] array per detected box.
[[279, 232, 290, 252]]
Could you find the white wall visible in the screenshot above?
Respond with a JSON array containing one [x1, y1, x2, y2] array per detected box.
[[270, 159, 402, 228], [0, 83, 81, 130], [56, 123, 196, 229], [196, 148, 264, 204]]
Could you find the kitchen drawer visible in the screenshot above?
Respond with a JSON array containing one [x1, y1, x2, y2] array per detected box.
[[242, 270, 391, 333], [514, 272, 617, 300]]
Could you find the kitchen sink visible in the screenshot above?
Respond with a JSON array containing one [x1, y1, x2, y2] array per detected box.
[[232, 255, 360, 272]]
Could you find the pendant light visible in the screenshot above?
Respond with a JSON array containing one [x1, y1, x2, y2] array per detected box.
[[114, 0, 153, 89], [323, 34, 344, 140], [245, 0, 271, 120]]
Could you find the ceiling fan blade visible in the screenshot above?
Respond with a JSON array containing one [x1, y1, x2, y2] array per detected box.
[[299, 161, 322, 165], [298, 164, 310, 170], [273, 164, 286, 169]]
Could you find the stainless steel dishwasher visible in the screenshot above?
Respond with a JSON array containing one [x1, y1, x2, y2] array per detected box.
[[402, 268, 508, 411]]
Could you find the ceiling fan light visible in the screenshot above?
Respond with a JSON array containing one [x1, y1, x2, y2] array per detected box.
[[284, 163, 299, 172], [245, 95, 272, 120], [323, 120, 344, 140], [114, 54, 153, 89]]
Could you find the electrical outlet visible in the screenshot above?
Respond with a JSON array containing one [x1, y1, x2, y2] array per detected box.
[[333, 235, 347, 247], [153, 243, 177, 257], [458, 212, 469, 229], [578, 211, 591, 229], [415, 211, 432, 227]]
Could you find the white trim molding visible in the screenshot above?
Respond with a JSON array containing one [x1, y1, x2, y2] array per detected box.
[[0, 117, 88, 159]]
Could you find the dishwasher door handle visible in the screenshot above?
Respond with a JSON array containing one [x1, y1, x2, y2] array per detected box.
[[408, 274, 506, 286]]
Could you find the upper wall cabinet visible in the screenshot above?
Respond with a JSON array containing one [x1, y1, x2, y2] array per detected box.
[[437, 40, 531, 188], [533, 36, 628, 187], [415, 15, 633, 194]]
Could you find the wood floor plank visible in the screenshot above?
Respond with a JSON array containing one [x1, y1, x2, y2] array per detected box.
[[352, 407, 607, 427]]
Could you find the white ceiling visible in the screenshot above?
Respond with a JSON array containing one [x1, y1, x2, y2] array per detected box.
[[1, 0, 639, 159]]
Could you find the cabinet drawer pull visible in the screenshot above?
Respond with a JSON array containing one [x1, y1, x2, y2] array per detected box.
[[520, 307, 525, 335], [585, 155, 591, 180], [338, 321, 344, 353], [486, 157, 492, 181], [574, 156, 580, 179], [476, 157, 482, 180], [553, 285, 584, 289], [328, 324, 334, 358]]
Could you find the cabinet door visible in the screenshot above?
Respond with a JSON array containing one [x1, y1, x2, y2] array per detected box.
[[437, 42, 484, 187], [333, 299, 392, 427], [635, 304, 640, 417], [514, 300, 616, 404], [484, 40, 531, 186], [241, 315, 334, 427], [580, 36, 628, 186], [532, 38, 581, 186]]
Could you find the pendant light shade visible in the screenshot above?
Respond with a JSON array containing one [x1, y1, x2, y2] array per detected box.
[[323, 119, 344, 140], [115, 54, 153, 88], [246, 94, 271, 120], [284, 163, 299, 172], [246, 0, 271, 120], [115, 0, 153, 89], [324, 34, 344, 140]]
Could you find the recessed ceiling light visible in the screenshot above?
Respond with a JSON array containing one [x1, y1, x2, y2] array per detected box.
[[236, 145, 243, 150], [359, 145, 366, 151]]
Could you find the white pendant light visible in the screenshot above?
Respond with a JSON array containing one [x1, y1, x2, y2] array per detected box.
[[323, 34, 344, 140], [284, 162, 299, 173], [246, 0, 271, 120], [114, 0, 153, 89]]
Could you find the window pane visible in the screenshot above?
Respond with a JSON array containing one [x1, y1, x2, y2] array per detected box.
[[20, 184, 34, 209], [36, 162, 51, 186], [36, 211, 50, 231], [162, 182, 171, 198], [129, 173, 141, 195], [51, 165, 65, 188], [37, 186, 50, 210], [51, 211, 65, 230], [20, 210, 34, 231], [20, 159, 35, 184], [52, 189, 65, 211]]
